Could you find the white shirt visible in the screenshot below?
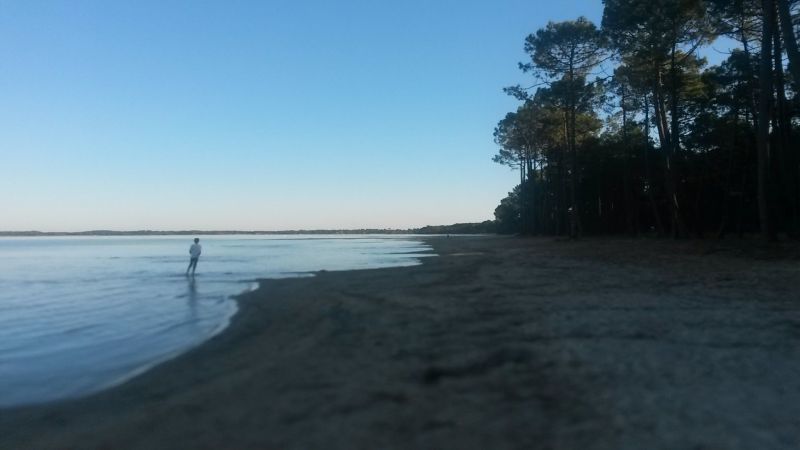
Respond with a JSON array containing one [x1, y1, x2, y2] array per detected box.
[[189, 243, 202, 258]]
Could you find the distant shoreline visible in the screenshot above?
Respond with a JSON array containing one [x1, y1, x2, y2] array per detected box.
[[0, 230, 416, 237], [0, 222, 497, 237]]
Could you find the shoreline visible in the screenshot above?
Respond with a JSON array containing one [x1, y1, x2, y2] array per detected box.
[[0, 235, 448, 445], [0, 234, 430, 410], [2, 235, 800, 449], [81, 246, 434, 410]]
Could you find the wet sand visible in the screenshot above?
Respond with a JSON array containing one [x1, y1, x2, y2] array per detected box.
[[2, 235, 800, 449]]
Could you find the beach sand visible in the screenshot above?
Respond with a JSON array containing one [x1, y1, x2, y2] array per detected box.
[[2, 235, 800, 449]]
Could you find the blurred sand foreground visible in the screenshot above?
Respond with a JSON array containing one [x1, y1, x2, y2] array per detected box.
[[2, 236, 799, 449]]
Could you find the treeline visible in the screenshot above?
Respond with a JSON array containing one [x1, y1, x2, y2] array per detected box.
[[493, 0, 800, 240], [1, 224, 497, 237], [416, 221, 497, 234], [0, 230, 416, 236]]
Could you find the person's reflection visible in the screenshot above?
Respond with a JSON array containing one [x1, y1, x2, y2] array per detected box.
[[187, 276, 198, 321]]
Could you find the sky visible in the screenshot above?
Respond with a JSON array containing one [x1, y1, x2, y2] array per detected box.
[[1, 0, 610, 231]]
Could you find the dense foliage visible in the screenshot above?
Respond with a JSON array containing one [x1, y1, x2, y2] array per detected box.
[[493, 0, 800, 240], [416, 221, 497, 234]]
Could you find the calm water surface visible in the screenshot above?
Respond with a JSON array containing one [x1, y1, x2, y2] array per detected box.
[[0, 235, 432, 407]]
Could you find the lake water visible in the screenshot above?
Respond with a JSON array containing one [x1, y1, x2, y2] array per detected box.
[[0, 235, 432, 408]]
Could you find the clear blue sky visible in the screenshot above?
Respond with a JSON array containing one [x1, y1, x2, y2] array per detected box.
[[0, 0, 606, 231]]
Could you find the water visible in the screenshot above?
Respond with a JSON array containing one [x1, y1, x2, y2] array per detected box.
[[0, 235, 432, 408]]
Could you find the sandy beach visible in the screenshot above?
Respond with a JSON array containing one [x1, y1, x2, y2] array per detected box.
[[2, 235, 800, 449]]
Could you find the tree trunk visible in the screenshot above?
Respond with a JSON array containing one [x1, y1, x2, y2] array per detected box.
[[520, 166, 526, 235], [652, 74, 671, 150], [669, 37, 681, 160], [653, 69, 684, 238], [667, 36, 687, 238], [527, 148, 537, 235], [717, 101, 740, 239], [774, 14, 798, 236], [569, 100, 581, 238], [556, 113, 569, 236], [644, 93, 665, 235], [777, 0, 800, 89], [758, 0, 776, 241], [621, 86, 636, 235], [567, 61, 582, 239], [739, 4, 761, 131]]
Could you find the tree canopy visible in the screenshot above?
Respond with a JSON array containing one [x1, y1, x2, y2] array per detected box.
[[493, 0, 800, 240]]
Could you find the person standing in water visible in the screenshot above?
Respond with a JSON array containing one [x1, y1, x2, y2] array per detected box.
[[186, 238, 202, 276]]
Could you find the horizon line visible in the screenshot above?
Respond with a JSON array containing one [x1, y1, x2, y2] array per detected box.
[[0, 222, 495, 237]]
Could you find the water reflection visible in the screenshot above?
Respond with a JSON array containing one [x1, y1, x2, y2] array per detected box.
[[187, 276, 198, 320]]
